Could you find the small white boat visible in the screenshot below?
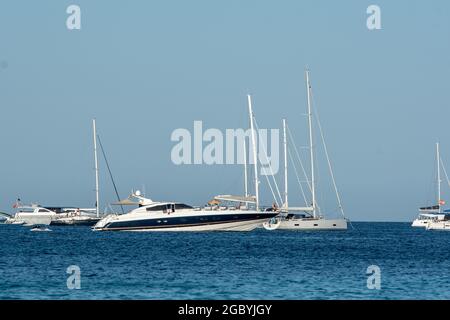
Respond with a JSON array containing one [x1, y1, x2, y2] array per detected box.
[[5, 205, 56, 226], [30, 226, 52, 232], [5, 202, 100, 226], [263, 217, 281, 230]]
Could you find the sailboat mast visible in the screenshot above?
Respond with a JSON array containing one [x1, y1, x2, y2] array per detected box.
[[248, 94, 259, 211], [437, 142, 441, 213], [306, 70, 317, 218], [243, 138, 249, 198], [283, 119, 288, 210], [93, 119, 100, 218]]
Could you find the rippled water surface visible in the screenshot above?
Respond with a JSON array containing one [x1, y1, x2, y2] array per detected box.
[[0, 222, 449, 299]]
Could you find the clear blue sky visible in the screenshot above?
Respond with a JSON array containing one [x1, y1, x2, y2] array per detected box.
[[1, 0, 450, 221]]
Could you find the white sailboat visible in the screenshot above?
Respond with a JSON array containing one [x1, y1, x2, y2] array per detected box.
[[264, 70, 348, 231], [50, 119, 102, 226], [414, 143, 450, 230]]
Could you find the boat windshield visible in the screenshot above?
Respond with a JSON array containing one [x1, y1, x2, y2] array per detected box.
[[145, 203, 193, 212]]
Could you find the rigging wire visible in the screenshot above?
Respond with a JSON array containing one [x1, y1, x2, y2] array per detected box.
[[309, 86, 354, 229], [440, 157, 450, 189], [288, 148, 309, 206], [310, 88, 346, 219], [253, 118, 283, 207], [97, 135, 124, 214], [287, 125, 313, 193], [286, 122, 322, 215]]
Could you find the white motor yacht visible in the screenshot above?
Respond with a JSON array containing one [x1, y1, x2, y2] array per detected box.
[[4, 205, 56, 226], [93, 191, 277, 232]]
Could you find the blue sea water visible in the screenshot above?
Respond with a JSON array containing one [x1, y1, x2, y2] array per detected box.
[[0, 222, 449, 300]]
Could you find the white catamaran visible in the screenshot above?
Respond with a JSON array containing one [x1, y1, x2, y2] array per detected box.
[[264, 70, 348, 231], [411, 143, 450, 230]]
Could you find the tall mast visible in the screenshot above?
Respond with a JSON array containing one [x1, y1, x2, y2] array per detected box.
[[437, 142, 441, 213], [248, 94, 259, 211], [93, 119, 100, 218], [306, 70, 317, 218], [283, 118, 288, 210], [243, 138, 249, 197]]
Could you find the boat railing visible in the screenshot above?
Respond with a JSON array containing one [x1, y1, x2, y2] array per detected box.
[[202, 205, 247, 211]]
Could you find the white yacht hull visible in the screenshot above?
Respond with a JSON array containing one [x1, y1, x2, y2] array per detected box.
[[412, 219, 430, 228], [426, 221, 450, 231], [126, 218, 269, 232], [4, 218, 25, 225], [7, 213, 54, 226], [93, 210, 277, 232], [412, 213, 445, 228], [275, 218, 348, 230]]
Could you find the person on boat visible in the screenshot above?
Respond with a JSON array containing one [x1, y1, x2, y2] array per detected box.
[[265, 203, 279, 212]]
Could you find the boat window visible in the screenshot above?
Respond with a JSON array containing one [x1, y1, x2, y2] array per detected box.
[[146, 205, 168, 212], [175, 203, 193, 210], [167, 204, 175, 213], [38, 209, 50, 213], [146, 204, 176, 213]]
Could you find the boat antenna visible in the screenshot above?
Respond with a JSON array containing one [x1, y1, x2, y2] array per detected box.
[[311, 90, 346, 219], [97, 134, 125, 214]]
